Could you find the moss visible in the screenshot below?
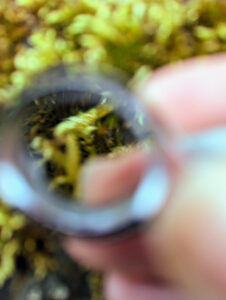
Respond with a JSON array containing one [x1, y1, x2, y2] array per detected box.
[[0, 0, 226, 298]]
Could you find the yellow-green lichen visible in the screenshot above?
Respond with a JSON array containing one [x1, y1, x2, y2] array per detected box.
[[0, 0, 226, 298]]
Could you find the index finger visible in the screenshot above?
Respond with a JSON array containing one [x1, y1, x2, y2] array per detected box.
[[138, 54, 226, 132]]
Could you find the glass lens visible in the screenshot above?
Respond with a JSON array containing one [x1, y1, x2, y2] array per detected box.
[[2, 66, 154, 209]]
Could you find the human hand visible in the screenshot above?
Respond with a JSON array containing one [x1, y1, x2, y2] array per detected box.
[[63, 54, 226, 300]]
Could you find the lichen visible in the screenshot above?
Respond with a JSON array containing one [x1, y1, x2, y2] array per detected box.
[[0, 0, 226, 298], [28, 97, 122, 199]]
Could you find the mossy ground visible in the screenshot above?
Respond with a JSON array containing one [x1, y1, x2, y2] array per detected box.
[[0, 0, 226, 299]]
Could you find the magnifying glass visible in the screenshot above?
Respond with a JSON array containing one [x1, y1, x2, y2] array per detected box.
[[0, 65, 225, 238]]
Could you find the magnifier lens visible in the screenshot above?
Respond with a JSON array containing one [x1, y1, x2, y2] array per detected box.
[[0, 67, 168, 237], [2, 68, 153, 205]]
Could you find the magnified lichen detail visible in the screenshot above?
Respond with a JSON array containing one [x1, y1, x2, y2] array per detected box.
[[24, 91, 136, 201], [0, 0, 226, 299]]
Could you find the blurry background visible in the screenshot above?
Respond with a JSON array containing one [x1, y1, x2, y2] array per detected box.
[[0, 0, 226, 299]]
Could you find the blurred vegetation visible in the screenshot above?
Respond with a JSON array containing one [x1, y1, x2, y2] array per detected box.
[[0, 0, 226, 298]]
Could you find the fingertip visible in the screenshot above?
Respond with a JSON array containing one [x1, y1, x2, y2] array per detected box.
[[105, 273, 182, 300], [80, 149, 150, 205], [145, 156, 226, 295], [63, 237, 106, 270], [62, 237, 79, 260], [137, 54, 226, 132]]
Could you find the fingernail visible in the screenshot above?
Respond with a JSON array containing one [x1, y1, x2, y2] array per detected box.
[[138, 59, 204, 106], [140, 78, 166, 105], [136, 59, 212, 132], [80, 159, 103, 187]]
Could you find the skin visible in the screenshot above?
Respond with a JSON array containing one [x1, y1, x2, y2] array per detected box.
[[63, 54, 226, 300]]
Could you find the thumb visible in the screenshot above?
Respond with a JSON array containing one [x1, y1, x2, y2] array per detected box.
[[64, 54, 226, 299], [146, 154, 226, 298], [138, 54, 226, 297], [105, 273, 184, 300]]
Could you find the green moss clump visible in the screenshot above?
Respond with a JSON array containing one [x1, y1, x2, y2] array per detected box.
[[0, 0, 226, 299]]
